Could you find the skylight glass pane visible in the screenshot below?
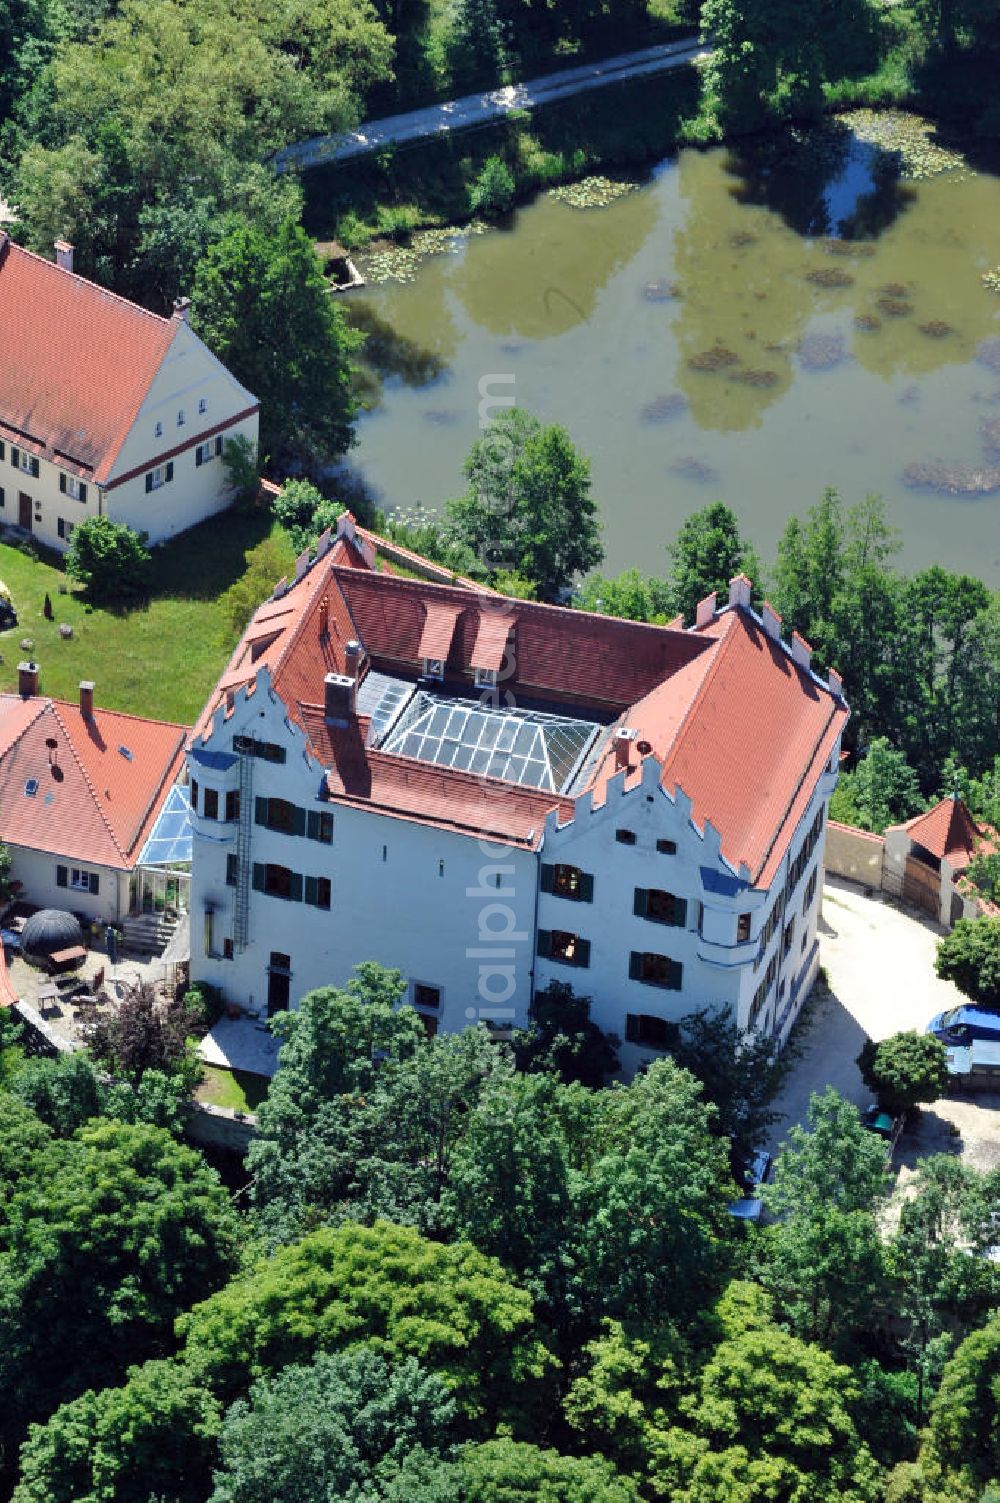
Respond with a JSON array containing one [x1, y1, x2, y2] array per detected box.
[[379, 694, 599, 794]]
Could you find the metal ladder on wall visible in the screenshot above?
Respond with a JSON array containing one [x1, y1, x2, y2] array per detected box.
[[233, 750, 254, 953]]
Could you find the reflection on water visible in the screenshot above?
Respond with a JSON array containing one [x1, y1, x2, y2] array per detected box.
[[346, 126, 1000, 582]]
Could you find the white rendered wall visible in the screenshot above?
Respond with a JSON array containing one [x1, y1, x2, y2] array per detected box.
[[189, 682, 538, 1033], [5, 843, 129, 923], [537, 755, 757, 1077], [0, 448, 99, 553]]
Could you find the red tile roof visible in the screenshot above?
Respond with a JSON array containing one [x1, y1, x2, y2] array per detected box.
[[586, 610, 847, 884], [890, 797, 990, 872], [418, 601, 463, 662], [0, 693, 186, 870], [0, 234, 175, 482], [196, 516, 848, 883]]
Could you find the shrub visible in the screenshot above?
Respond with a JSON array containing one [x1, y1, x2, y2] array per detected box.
[[88, 978, 198, 1087], [222, 434, 261, 508], [219, 532, 297, 638], [65, 517, 151, 603], [935, 918, 1000, 1007], [857, 1031, 950, 1115], [470, 156, 516, 218], [272, 478, 342, 554]]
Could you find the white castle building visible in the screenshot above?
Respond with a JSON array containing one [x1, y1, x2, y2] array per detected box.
[[188, 515, 847, 1075]]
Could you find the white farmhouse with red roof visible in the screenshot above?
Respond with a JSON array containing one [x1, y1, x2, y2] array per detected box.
[[0, 233, 258, 552], [187, 514, 848, 1070], [0, 664, 187, 924]]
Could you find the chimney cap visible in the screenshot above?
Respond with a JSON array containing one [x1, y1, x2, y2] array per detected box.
[[172, 296, 191, 321], [54, 238, 73, 252]]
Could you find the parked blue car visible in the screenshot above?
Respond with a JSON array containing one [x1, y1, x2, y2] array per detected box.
[[927, 1006, 1000, 1045]]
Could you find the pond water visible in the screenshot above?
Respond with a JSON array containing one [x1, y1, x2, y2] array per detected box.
[[345, 123, 1000, 583]]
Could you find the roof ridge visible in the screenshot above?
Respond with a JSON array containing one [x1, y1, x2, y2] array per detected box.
[[0, 696, 48, 759], [271, 552, 351, 685], [50, 697, 187, 733], [49, 701, 129, 864], [657, 611, 735, 786], [4, 240, 170, 326], [330, 565, 702, 638]]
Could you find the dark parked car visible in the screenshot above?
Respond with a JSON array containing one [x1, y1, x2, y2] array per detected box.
[[861, 1105, 902, 1141], [927, 1006, 1000, 1046], [727, 1146, 773, 1224]]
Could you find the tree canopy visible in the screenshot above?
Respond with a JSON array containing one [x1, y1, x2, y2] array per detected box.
[[446, 408, 603, 598], [935, 919, 1000, 1007], [191, 217, 362, 470]]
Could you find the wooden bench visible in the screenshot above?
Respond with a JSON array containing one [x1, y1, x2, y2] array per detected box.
[[48, 945, 88, 974]]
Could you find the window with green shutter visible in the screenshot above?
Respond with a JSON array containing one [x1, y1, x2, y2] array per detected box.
[[548, 931, 590, 967], [304, 875, 331, 909], [625, 1013, 677, 1050], [545, 863, 594, 902], [629, 951, 683, 989], [307, 810, 334, 843], [635, 888, 686, 926]]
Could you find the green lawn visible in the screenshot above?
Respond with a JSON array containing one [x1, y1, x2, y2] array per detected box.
[[0, 509, 277, 724], [196, 1064, 270, 1114]]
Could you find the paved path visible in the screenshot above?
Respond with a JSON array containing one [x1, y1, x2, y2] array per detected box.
[[769, 876, 965, 1143], [273, 36, 708, 174]]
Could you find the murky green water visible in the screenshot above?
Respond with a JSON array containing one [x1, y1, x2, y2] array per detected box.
[[346, 126, 1000, 582]]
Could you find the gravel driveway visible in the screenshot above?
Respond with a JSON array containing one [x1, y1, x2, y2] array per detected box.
[[768, 875, 999, 1160]]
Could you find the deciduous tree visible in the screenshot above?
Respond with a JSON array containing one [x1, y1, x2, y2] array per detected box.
[[177, 1220, 554, 1430], [65, 517, 151, 603], [856, 1031, 949, 1115], [447, 408, 602, 598], [210, 1348, 459, 1503], [935, 918, 1000, 1007], [13, 1360, 221, 1503], [665, 501, 760, 623], [0, 1121, 238, 1455], [192, 217, 363, 471]]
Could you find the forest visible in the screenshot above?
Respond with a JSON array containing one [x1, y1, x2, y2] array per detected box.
[[1, 966, 999, 1502]]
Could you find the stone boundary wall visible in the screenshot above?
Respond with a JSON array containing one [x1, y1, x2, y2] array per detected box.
[[13, 1001, 80, 1056], [11, 1001, 256, 1154], [824, 821, 885, 889], [184, 1101, 257, 1153]]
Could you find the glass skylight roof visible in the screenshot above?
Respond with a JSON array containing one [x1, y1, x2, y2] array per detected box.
[[380, 694, 599, 793], [139, 783, 193, 868]]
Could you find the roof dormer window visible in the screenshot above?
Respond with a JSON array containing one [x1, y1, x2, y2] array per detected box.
[[474, 666, 498, 689], [423, 658, 445, 681]]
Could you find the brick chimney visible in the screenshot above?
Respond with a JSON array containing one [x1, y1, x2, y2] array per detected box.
[[18, 661, 38, 698], [172, 296, 191, 323], [614, 727, 637, 770], [54, 239, 74, 273], [344, 639, 363, 678], [79, 680, 94, 717], [324, 671, 356, 724]]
